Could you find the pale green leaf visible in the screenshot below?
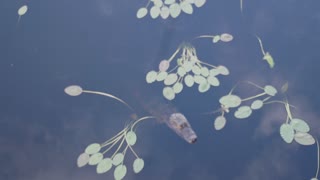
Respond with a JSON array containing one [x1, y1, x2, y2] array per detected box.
[[112, 153, 124, 166], [220, 33, 233, 42], [146, 71, 157, 83], [77, 152, 90, 167], [263, 52, 275, 68], [164, 0, 175, 5], [264, 85, 277, 96], [194, 75, 206, 84], [89, 153, 104, 165], [182, 61, 193, 72], [156, 71, 168, 81], [64, 85, 83, 96], [169, 3, 181, 18], [294, 132, 315, 145], [290, 118, 310, 133], [158, 60, 170, 72], [164, 73, 178, 85], [207, 76, 219, 86], [160, 6, 170, 19], [200, 67, 209, 77], [85, 143, 101, 154], [194, 0, 206, 7], [96, 158, 113, 174], [198, 81, 210, 93], [212, 36, 220, 43], [251, 100, 263, 110], [234, 106, 252, 119], [177, 67, 186, 76], [150, 6, 161, 19], [219, 95, 241, 108], [163, 87, 175, 100], [280, 123, 294, 143], [209, 68, 220, 76], [153, 0, 163, 7], [180, 1, 193, 14], [192, 65, 201, 75], [184, 74, 194, 87], [136, 8, 148, 18], [18, 5, 28, 15], [216, 65, 229, 75], [173, 82, 183, 93], [114, 165, 127, 180], [133, 158, 145, 173], [126, 131, 137, 146], [214, 116, 226, 130]]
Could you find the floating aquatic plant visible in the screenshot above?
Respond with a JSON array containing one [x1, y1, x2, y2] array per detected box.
[[146, 42, 230, 100], [137, 0, 207, 19], [65, 85, 154, 179], [256, 35, 275, 68]]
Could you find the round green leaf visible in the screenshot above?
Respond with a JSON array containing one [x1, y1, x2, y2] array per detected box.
[[114, 165, 127, 180], [209, 68, 220, 76], [112, 153, 124, 166], [194, 75, 206, 84], [85, 143, 101, 154], [165, 0, 175, 4], [160, 6, 170, 19], [164, 73, 178, 85], [207, 76, 219, 86], [280, 123, 294, 143], [194, 0, 206, 7], [214, 116, 226, 130], [290, 118, 310, 133], [182, 61, 193, 72], [156, 71, 168, 81], [200, 67, 209, 77], [64, 85, 83, 96], [219, 95, 241, 108], [136, 8, 148, 18], [146, 71, 157, 83], [220, 33, 233, 42], [234, 106, 252, 119], [294, 132, 315, 145], [216, 65, 229, 75], [180, 1, 193, 14], [18, 5, 28, 15], [89, 153, 103, 165], [158, 60, 170, 72], [96, 158, 113, 174], [264, 85, 277, 96], [198, 81, 210, 93], [77, 152, 90, 167], [173, 82, 183, 93], [126, 131, 137, 146], [184, 74, 194, 87], [163, 87, 175, 100], [153, 0, 163, 7], [212, 36, 220, 43], [177, 66, 186, 76], [133, 158, 145, 173], [192, 65, 201, 75], [251, 100, 263, 110], [150, 6, 161, 19], [169, 3, 181, 18]]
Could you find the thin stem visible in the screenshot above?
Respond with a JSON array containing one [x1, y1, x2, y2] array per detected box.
[[229, 81, 263, 95], [101, 127, 128, 147], [241, 92, 266, 102], [111, 135, 126, 158], [167, 65, 179, 74], [168, 47, 181, 63], [102, 135, 123, 155], [82, 90, 135, 113], [255, 35, 266, 56], [131, 116, 156, 131], [198, 61, 217, 68], [128, 144, 140, 159]]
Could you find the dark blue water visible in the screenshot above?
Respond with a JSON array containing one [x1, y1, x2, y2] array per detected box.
[[1, 0, 320, 180]]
